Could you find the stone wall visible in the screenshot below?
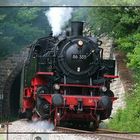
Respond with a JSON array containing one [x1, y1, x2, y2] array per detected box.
[[100, 36, 126, 115], [0, 48, 29, 116]]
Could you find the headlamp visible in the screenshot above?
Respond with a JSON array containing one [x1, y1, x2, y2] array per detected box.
[[78, 40, 83, 46], [54, 84, 60, 90], [101, 86, 107, 92]]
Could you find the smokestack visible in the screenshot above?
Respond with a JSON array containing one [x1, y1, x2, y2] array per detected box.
[[71, 21, 84, 36]]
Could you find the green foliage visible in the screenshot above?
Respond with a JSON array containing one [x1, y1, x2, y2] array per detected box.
[[93, 0, 140, 6], [17, 8, 40, 22], [87, 7, 140, 38], [127, 46, 140, 70], [108, 85, 140, 132], [0, 7, 51, 59], [116, 32, 140, 74], [72, 8, 89, 21], [0, 14, 6, 20], [116, 37, 135, 52], [87, 7, 121, 36]]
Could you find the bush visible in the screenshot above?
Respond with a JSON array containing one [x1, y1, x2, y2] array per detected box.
[[127, 46, 140, 71], [107, 84, 140, 132]]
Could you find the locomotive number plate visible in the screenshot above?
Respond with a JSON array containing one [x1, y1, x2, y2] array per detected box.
[[72, 54, 87, 60]]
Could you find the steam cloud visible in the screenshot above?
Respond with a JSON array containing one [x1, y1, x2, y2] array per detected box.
[[45, 7, 73, 36]]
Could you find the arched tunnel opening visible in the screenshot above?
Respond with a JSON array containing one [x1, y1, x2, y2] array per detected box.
[[10, 71, 22, 117]]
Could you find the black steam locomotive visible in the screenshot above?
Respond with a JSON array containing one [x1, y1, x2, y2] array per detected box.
[[21, 21, 117, 129]]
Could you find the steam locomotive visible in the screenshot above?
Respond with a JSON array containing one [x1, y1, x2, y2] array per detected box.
[[20, 21, 118, 130]]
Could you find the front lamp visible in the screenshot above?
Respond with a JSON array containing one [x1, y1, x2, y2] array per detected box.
[[54, 84, 60, 90], [101, 86, 107, 92]]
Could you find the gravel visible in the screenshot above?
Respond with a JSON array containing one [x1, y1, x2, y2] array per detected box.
[[4, 120, 54, 140], [2, 120, 99, 140]]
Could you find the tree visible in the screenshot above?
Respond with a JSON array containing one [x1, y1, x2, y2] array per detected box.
[[0, 7, 51, 59]]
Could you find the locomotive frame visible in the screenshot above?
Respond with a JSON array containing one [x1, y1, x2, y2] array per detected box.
[[20, 21, 118, 130]]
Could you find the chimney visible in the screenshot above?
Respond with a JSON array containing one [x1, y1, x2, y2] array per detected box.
[[71, 21, 84, 36]]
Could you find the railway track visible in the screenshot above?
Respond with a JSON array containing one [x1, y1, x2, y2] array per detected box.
[[55, 126, 140, 140], [1, 120, 140, 140], [55, 126, 125, 134]]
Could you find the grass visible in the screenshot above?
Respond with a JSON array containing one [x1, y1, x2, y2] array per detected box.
[[0, 135, 4, 140], [107, 84, 140, 132]]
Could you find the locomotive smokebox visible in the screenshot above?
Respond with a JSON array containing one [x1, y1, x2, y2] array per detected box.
[[71, 21, 84, 36]]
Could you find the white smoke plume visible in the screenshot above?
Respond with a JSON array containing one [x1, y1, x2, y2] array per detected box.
[[45, 7, 73, 36]]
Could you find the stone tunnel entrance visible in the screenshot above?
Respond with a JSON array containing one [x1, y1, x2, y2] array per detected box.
[[0, 48, 29, 118], [10, 71, 21, 117], [2, 64, 23, 119]]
